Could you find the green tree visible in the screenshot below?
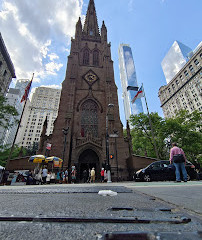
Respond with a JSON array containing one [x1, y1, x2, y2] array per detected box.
[[129, 110, 202, 165], [165, 110, 202, 163], [0, 145, 27, 167], [130, 112, 168, 159], [0, 95, 19, 129]]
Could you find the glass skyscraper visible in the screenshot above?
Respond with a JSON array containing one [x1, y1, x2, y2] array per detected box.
[[161, 41, 192, 84], [118, 44, 143, 121]]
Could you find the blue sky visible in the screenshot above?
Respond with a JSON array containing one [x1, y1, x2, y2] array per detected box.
[[0, 0, 201, 127]]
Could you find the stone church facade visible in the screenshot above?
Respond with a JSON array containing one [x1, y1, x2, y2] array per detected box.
[[44, 0, 130, 180]]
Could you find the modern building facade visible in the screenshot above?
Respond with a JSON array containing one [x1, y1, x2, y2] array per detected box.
[[40, 0, 130, 181], [1, 88, 22, 147], [0, 79, 29, 147], [0, 33, 16, 95], [161, 41, 192, 84], [15, 87, 61, 149], [118, 44, 143, 121], [159, 45, 202, 118]]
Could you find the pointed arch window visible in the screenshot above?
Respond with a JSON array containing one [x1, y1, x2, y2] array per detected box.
[[81, 100, 98, 137], [93, 50, 99, 66], [83, 49, 89, 65]]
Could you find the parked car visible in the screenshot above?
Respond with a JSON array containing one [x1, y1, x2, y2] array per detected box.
[[134, 160, 197, 182]]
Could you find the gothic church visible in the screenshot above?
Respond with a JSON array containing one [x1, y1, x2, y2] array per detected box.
[[46, 0, 130, 180]]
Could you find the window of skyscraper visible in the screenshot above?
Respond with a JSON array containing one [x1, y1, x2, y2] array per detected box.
[[184, 70, 189, 76], [194, 59, 199, 65]]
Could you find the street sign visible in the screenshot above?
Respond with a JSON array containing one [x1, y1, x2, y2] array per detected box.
[[46, 143, 52, 150], [109, 134, 118, 138]]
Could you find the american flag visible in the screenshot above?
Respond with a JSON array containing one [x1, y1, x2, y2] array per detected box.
[[21, 73, 34, 103], [131, 85, 143, 104]]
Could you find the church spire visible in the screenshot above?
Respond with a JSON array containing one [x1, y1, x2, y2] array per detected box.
[[83, 0, 100, 39]]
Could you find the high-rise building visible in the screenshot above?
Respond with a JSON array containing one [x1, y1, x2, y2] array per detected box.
[[15, 79, 30, 98], [39, 0, 130, 180], [118, 44, 143, 121], [161, 41, 192, 84], [15, 87, 61, 149], [2, 88, 22, 147], [0, 33, 16, 95], [0, 79, 29, 146], [159, 44, 202, 118]]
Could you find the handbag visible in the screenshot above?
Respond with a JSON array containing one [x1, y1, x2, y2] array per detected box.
[[173, 154, 185, 163]]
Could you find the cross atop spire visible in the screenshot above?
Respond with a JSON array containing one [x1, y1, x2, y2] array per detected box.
[[83, 0, 100, 39]]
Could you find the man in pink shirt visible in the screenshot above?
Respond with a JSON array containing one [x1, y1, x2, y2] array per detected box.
[[170, 142, 187, 182]]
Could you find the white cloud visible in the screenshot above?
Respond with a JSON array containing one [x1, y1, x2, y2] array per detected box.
[[0, 0, 84, 81], [48, 53, 59, 61], [40, 84, 62, 89], [45, 62, 63, 75]]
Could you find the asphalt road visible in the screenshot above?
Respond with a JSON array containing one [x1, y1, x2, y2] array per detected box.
[[0, 181, 201, 240], [125, 181, 202, 214]]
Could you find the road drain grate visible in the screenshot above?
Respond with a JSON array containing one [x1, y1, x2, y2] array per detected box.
[[0, 216, 191, 224], [110, 207, 134, 211], [101, 231, 202, 240], [158, 208, 172, 212]]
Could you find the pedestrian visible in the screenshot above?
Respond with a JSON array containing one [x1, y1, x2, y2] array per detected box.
[[71, 166, 76, 184], [194, 160, 201, 180], [59, 170, 63, 184], [83, 169, 88, 183], [46, 172, 51, 184], [104, 170, 107, 182], [90, 167, 95, 183], [50, 172, 56, 184], [56, 171, 60, 183], [101, 168, 105, 183], [26, 170, 33, 185], [88, 168, 91, 183], [64, 169, 68, 183], [42, 167, 48, 184], [35, 168, 42, 185], [169, 142, 188, 182], [2, 170, 9, 185]]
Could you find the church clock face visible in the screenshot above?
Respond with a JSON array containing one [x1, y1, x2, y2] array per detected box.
[[83, 70, 98, 85]]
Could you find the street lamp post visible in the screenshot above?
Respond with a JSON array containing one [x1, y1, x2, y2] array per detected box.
[[62, 127, 69, 170], [106, 103, 114, 183], [113, 130, 119, 181]]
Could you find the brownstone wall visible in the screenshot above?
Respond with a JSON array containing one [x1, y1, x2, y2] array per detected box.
[[6, 157, 35, 171]]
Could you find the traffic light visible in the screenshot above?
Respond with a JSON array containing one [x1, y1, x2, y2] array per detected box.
[[109, 154, 114, 159]]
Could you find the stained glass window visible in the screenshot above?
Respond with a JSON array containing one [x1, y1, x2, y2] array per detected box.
[[81, 100, 98, 137], [93, 50, 99, 66], [83, 49, 89, 65]]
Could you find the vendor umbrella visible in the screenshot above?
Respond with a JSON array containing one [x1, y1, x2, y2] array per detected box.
[[46, 156, 63, 168], [29, 155, 47, 163], [46, 156, 63, 162]]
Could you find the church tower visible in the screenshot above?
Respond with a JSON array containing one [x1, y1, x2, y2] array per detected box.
[[49, 0, 129, 180]]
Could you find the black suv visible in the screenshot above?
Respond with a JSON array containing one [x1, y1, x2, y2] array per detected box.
[[134, 160, 197, 182]]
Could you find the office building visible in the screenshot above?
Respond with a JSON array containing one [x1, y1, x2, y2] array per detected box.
[[16, 87, 61, 149], [161, 41, 192, 84], [0, 79, 29, 146], [2, 88, 22, 146], [0, 33, 16, 95], [118, 44, 143, 121], [159, 44, 202, 118]]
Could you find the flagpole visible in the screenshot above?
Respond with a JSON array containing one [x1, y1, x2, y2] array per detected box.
[[142, 83, 159, 159], [6, 73, 34, 169]]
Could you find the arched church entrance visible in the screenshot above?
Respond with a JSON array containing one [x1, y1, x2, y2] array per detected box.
[[78, 149, 100, 181]]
